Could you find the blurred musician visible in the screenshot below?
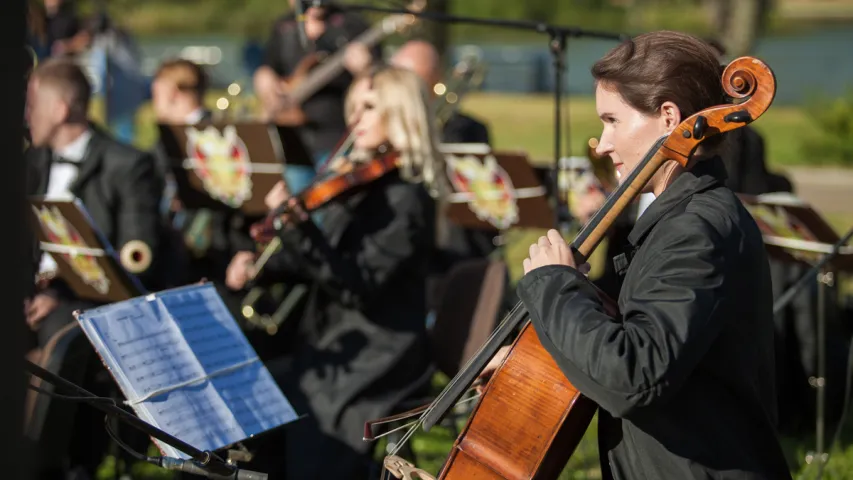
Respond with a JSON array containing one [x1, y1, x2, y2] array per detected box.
[[705, 39, 846, 434], [254, 0, 379, 192], [391, 39, 491, 145], [24, 59, 163, 347], [151, 58, 212, 182], [227, 65, 444, 478], [43, 0, 91, 57], [150, 58, 243, 287], [390, 39, 498, 309]]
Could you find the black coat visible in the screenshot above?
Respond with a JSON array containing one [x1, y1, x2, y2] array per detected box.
[[442, 111, 491, 146], [516, 158, 792, 479], [257, 171, 435, 478], [27, 126, 165, 291]]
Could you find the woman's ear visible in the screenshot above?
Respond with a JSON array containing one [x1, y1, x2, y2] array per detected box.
[[660, 101, 682, 133]]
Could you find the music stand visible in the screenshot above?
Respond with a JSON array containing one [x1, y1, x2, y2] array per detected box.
[[158, 122, 314, 216], [440, 144, 554, 232], [28, 197, 144, 302], [73, 282, 301, 463], [739, 192, 853, 472]]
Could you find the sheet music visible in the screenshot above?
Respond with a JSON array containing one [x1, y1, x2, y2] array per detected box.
[[76, 283, 298, 458]]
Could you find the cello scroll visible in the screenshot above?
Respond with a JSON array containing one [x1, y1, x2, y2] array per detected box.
[[661, 56, 776, 163]]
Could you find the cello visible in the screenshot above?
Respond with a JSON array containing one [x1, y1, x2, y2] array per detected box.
[[372, 56, 777, 479]]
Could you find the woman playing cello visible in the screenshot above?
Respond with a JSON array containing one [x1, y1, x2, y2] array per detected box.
[[505, 31, 792, 479], [226, 64, 446, 479]]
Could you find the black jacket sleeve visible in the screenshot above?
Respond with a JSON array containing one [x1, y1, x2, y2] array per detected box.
[[114, 151, 164, 288], [262, 184, 432, 307], [516, 213, 729, 418], [262, 16, 295, 76]]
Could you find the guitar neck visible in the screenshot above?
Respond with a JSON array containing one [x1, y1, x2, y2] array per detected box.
[[290, 21, 394, 104]]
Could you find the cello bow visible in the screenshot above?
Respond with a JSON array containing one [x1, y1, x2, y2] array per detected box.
[[385, 57, 777, 479]]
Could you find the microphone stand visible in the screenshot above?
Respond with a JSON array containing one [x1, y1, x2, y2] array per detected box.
[[769, 225, 853, 480], [333, 2, 628, 232], [24, 360, 267, 480]]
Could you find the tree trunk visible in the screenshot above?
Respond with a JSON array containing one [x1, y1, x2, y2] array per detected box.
[[705, 0, 772, 58]]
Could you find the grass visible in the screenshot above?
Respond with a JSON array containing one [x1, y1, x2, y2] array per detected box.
[[90, 90, 853, 479]]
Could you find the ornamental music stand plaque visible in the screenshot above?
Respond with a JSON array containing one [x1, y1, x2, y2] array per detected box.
[[440, 143, 555, 231], [158, 122, 313, 216], [738, 192, 853, 272], [28, 197, 144, 303]]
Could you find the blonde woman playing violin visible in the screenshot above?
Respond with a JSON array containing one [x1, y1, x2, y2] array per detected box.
[[227, 65, 445, 479]]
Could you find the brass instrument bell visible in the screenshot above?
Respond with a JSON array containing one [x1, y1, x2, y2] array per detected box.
[[434, 49, 487, 126], [587, 137, 617, 192], [119, 240, 153, 274]]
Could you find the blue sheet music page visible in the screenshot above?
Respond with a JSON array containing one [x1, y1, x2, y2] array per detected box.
[[76, 283, 299, 459]]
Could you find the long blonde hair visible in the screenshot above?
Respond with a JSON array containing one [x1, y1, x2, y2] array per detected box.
[[345, 65, 447, 197]]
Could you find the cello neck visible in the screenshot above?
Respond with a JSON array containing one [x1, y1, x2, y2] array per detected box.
[[571, 136, 668, 262]]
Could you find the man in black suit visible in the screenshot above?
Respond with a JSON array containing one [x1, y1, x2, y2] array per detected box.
[[390, 40, 491, 145], [25, 58, 163, 346], [254, 0, 379, 194]]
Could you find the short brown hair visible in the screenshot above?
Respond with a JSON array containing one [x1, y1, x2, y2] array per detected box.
[[154, 58, 208, 101], [31, 58, 91, 118], [592, 31, 726, 123]]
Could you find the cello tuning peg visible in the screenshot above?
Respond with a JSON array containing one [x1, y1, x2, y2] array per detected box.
[[724, 110, 752, 123], [692, 115, 708, 140]]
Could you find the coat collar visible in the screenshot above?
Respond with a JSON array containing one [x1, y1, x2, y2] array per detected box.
[[69, 125, 109, 196], [627, 156, 729, 246]]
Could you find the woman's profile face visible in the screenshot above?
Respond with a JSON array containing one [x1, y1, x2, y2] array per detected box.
[[594, 82, 677, 189], [352, 87, 388, 151]]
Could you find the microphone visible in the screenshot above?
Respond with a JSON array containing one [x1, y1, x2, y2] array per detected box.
[[157, 456, 268, 480]]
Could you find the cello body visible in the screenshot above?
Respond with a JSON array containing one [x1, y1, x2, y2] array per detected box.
[[439, 323, 597, 480], [439, 286, 620, 480]]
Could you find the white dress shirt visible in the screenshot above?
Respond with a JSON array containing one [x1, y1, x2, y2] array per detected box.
[[46, 129, 93, 200], [636, 193, 656, 219], [40, 129, 93, 274]]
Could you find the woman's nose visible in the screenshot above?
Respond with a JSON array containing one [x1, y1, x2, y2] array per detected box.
[[595, 138, 614, 157]]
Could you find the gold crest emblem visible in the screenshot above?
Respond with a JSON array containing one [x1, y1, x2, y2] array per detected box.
[[446, 154, 519, 230], [186, 125, 253, 208], [33, 205, 110, 294]]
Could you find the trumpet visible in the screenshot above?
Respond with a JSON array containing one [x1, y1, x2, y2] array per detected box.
[[434, 50, 487, 126]]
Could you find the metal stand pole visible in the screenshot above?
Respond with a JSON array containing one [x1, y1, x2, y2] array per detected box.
[[811, 268, 834, 479]]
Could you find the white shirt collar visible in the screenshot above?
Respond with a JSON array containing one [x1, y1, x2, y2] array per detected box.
[[185, 108, 206, 125], [54, 129, 93, 162]]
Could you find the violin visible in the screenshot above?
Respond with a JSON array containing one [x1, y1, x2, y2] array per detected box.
[[250, 148, 400, 244], [368, 57, 777, 479]]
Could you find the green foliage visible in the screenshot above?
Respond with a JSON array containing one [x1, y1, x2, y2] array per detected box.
[[72, 0, 710, 39], [800, 87, 853, 166]]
